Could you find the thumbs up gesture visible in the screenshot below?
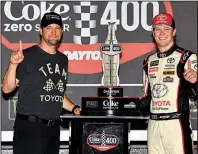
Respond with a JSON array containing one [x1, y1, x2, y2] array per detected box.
[[183, 60, 197, 84], [10, 40, 24, 65]]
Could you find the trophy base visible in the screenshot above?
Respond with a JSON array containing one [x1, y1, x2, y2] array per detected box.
[[81, 84, 140, 116], [81, 96, 139, 116]]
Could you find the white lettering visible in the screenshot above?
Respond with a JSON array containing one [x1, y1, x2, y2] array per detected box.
[[39, 63, 67, 80], [35, 23, 69, 32], [22, 4, 40, 20], [101, 2, 160, 31], [100, 2, 120, 30], [121, 2, 139, 31], [103, 100, 119, 107], [62, 69, 67, 80], [92, 52, 100, 60], [4, 2, 23, 20], [51, 95, 55, 101], [40, 95, 44, 101], [40, 95, 63, 102], [4, 23, 32, 32], [63, 51, 101, 60], [89, 137, 100, 142], [47, 63, 53, 74], [4, 24, 10, 31], [35, 24, 40, 31], [54, 4, 70, 20], [4, 2, 70, 21], [39, 66, 47, 76], [55, 64, 61, 75], [24, 24, 32, 31], [45, 95, 50, 101], [141, 2, 159, 31], [63, 24, 70, 31]]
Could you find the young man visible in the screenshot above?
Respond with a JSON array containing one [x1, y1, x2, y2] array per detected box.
[[2, 12, 81, 154], [139, 13, 197, 154]]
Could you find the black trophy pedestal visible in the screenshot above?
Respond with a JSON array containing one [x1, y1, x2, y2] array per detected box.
[[60, 115, 148, 154], [67, 86, 142, 154]]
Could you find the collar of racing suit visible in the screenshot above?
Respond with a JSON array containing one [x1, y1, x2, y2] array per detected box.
[[157, 44, 177, 58]]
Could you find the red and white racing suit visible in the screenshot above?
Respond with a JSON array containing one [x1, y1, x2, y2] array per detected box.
[[139, 44, 197, 154]]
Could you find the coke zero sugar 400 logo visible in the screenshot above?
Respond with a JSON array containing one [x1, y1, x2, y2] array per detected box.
[[2, 2, 173, 74], [87, 132, 119, 151]]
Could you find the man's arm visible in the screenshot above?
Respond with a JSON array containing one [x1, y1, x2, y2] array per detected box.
[[2, 40, 24, 93], [2, 64, 19, 93], [62, 95, 81, 115]]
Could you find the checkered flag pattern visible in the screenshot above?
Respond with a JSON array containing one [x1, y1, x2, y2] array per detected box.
[[56, 80, 64, 93], [43, 79, 55, 92], [101, 130, 106, 146], [73, 2, 98, 44], [43, 79, 64, 93]]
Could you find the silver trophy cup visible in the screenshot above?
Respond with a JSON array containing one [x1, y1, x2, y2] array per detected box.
[[100, 22, 122, 87]]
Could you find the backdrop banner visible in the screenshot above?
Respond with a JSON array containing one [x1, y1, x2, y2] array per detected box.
[[1, 1, 197, 140]]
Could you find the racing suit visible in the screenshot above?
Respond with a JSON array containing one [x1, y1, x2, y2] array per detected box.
[[139, 44, 197, 154]]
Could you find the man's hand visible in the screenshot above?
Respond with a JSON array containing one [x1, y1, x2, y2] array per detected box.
[[183, 60, 197, 84], [74, 107, 81, 115], [10, 40, 24, 65]]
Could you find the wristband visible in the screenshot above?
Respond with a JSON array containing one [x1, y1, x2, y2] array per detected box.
[[72, 105, 80, 114]]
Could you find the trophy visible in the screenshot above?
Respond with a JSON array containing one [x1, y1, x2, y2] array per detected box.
[[81, 22, 138, 116], [100, 22, 121, 87]]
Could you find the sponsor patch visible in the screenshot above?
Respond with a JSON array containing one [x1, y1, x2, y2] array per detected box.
[[152, 84, 168, 98], [149, 67, 158, 72], [163, 71, 175, 75], [149, 75, 156, 79], [163, 76, 174, 82], [167, 57, 175, 63], [164, 64, 175, 69], [149, 73, 156, 79], [124, 102, 136, 109], [86, 101, 99, 108], [152, 100, 171, 111], [150, 60, 159, 67]]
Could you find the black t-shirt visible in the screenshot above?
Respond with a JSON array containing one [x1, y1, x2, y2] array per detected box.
[[16, 45, 68, 120]]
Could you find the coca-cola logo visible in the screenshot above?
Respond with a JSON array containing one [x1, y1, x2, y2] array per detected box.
[[4, 2, 70, 21], [103, 100, 119, 107], [87, 134, 119, 151]]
